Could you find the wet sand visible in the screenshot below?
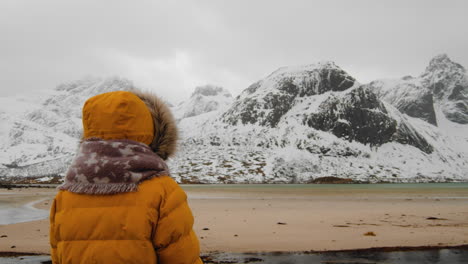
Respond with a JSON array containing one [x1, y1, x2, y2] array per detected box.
[[0, 188, 55, 254], [0, 184, 467, 254], [201, 246, 468, 264], [2, 247, 468, 264]]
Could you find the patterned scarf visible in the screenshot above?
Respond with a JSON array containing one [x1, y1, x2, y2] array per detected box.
[[59, 138, 169, 195]]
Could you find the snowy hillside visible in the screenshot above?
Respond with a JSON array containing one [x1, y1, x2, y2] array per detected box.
[[1, 56, 467, 183], [0, 77, 137, 176], [222, 62, 356, 127], [367, 77, 437, 126], [368, 54, 468, 126], [169, 59, 468, 183], [365, 54, 468, 178], [0, 92, 53, 167]]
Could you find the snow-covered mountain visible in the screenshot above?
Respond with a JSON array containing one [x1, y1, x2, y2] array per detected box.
[[367, 77, 437, 126], [365, 54, 468, 173], [0, 77, 137, 177], [221, 62, 431, 153], [368, 54, 468, 126], [1, 55, 467, 183], [169, 59, 467, 183], [422, 54, 468, 124]]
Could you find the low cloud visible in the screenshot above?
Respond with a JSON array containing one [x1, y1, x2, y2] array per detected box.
[[1, 0, 467, 102]]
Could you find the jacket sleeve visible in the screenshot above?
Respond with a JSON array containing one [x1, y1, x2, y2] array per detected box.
[[49, 197, 59, 264], [152, 180, 203, 264]]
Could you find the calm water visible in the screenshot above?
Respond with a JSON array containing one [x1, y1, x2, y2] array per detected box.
[[181, 182, 468, 190], [181, 183, 468, 200], [0, 199, 49, 225]]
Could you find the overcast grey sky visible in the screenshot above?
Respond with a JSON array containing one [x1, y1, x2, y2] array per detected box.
[[1, 0, 467, 103]]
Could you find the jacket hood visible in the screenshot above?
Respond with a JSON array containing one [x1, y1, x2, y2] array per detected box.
[[83, 91, 154, 145], [82, 89, 178, 160]]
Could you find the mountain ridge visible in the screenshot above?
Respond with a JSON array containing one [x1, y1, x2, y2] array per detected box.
[[1, 55, 467, 183], [368, 54, 468, 126]]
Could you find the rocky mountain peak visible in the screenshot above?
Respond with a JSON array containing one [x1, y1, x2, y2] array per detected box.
[[2, 57, 468, 183], [222, 62, 357, 127], [369, 54, 468, 125], [424, 54, 466, 76], [419, 55, 468, 124]]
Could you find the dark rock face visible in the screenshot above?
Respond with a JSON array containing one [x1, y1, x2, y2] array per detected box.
[[444, 84, 468, 124], [320, 67, 356, 92], [444, 103, 468, 124], [369, 55, 468, 126], [262, 90, 295, 127], [425, 76, 468, 124], [448, 85, 467, 101], [304, 87, 433, 153], [367, 81, 438, 126], [222, 64, 356, 127], [222, 90, 282, 127], [398, 91, 437, 126], [311, 176, 355, 184], [421, 54, 468, 124], [442, 89, 468, 124], [293, 67, 356, 96], [392, 121, 434, 154], [304, 87, 396, 147], [222, 63, 434, 154]]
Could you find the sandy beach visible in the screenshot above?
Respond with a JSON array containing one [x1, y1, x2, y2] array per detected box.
[[0, 184, 467, 255]]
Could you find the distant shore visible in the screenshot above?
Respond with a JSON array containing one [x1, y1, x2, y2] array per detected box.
[[1, 184, 468, 254], [2, 175, 468, 186]]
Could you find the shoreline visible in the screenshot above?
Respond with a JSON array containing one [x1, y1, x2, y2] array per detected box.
[[2, 180, 468, 188]]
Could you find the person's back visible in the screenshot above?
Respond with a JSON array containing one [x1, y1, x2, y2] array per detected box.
[[49, 90, 202, 264]]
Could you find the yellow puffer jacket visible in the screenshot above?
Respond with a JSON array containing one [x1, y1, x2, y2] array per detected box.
[[50, 176, 202, 264], [50, 91, 202, 264]]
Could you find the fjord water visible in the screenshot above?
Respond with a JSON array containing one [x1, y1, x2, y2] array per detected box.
[[182, 182, 468, 190], [0, 191, 50, 225], [0, 198, 49, 225], [181, 183, 468, 199]]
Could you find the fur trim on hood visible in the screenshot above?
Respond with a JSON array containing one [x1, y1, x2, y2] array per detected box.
[[131, 89, 178, 160]]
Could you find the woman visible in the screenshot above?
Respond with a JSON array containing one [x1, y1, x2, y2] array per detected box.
[[49, 90, 202, 264]]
